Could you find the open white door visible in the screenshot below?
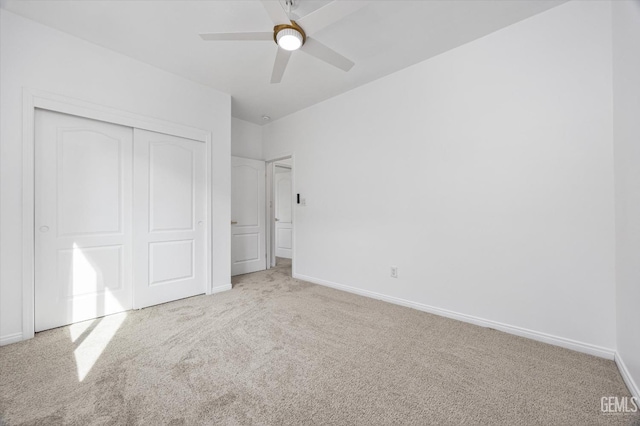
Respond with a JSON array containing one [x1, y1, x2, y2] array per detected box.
[[231, 156, 266, 276], [275, 167, 292, 259], [35, 110, 134, 332], [133, 129, 207, 308]]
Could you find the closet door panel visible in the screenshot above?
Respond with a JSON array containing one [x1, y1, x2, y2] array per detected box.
[[35, 110, 134, 332], [133, 129, 207, 308]]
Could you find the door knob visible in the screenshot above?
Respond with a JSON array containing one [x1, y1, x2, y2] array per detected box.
[[275, 218, 279, 222], [39, 226, 50, 233], [231, 221, 238, 225]]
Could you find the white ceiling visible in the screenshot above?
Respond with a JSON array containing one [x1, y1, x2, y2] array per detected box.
[[2, 0, 567, 125]]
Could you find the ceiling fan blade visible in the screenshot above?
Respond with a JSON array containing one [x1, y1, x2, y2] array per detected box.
[[199, 32, 273, 41], [300, 37, 354, 72], [296, 1, 368, 35], [270, 48, 292, 84], [260, 0, 291, 25]]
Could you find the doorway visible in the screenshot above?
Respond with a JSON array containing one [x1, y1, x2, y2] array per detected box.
[[266, 157, 294, 274]]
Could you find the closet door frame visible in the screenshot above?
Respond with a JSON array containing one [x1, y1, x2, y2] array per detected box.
[[21, 88, 214, 340]]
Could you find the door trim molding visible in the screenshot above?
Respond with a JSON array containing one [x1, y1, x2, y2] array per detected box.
[[274, 168, 293, 259], [211, 283, 232, 294], [265, 154, 295, 274], [22, 88, 214, 341]]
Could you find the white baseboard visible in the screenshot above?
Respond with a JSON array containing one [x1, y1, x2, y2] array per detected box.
[[615, 353, 640, 399], [211, 283, 232, 294], [0, 332, 23, 346], [294, 273, 616, 360]]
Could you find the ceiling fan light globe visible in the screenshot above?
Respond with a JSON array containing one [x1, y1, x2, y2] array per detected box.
[[276, 28, 303, 51]]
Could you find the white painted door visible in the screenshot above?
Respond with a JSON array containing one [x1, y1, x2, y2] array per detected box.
[[275, 168, 292, 259], [231, 157, 266, 276], [133, 129, 207, 308], [35, 110, 134, 332]]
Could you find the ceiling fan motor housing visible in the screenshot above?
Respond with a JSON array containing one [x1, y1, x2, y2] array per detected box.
[[274, 21, 306, 51]]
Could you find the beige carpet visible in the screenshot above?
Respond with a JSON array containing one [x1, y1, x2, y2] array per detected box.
[[1, 258, 637, 425]]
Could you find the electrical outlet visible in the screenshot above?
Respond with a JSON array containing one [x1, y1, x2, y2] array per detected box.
[[390, 266, 398, 278]]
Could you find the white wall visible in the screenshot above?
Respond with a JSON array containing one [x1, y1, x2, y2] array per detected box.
[[0, 10, 231, 343], [231, 117, 263, 160], [263, 1, 616, 354], [613, 0, 640, 398]]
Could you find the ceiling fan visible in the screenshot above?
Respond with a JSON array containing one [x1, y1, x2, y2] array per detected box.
[[199, 0, 365, 83]]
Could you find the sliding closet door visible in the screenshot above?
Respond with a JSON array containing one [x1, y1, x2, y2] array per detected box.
[[35, 110, 134, 332], [35, 112, 208, 330], [132, 129, 207, 308]]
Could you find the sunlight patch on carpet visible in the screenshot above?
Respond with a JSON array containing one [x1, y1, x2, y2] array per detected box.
[[74, 312, 126, 381]]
